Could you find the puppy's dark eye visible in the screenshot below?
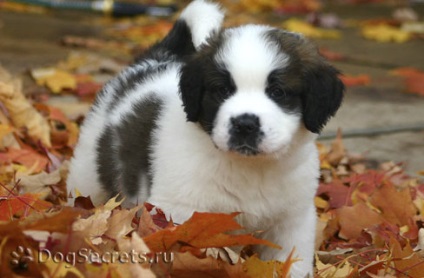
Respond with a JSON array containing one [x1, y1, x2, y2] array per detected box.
[[267, 87, 287, 100], [214, 86, 233, 100]]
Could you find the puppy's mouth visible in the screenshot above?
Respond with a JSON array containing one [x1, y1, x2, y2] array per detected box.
[[229, 144, 260, 156]]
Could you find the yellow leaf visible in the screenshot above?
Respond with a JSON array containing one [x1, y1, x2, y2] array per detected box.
[[0, 66, 51, 147], [362, 24, 411, 43], [31, 67, 77, 94], [243, 252, 296, 278], [282, 18, 341, 39], [315, 196, 329, 210], [315, 255, 354, 278], [41, 256, 84, 278]]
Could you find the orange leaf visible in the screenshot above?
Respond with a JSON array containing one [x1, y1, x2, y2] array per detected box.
[[370, 183, 417, 227], [143, 212, 280, 252], [0, 147, 49, 173], [169, 251, 248, 278], [339, 74, 371, 87], [390, 237, 424, 277], [336, 202, 384, 240], [0, 193, 53, 221], [24, 207, 81, 233], [392, 67, 424, 96]]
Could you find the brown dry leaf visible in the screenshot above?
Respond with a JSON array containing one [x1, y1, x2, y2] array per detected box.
[[22, 207, 81, 233], [336, 202, 384, 240], [0, 66, 51, 147], [16, 169, 61, 198], [138, 206, 163, 237], [31, 67, 77, 94], [370, 183, 417, 227], [72, 208, 111, 245], [143, 212, 280, 253], [105, 204, 143, 240], [116, 232, 156, 278], [390, 237, 424, 277]]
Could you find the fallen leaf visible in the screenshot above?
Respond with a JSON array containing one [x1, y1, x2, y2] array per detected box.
[[243, 252, 295, 278], [336, 202, 384, 240], [390, 237, 424, 277], [0, 192, 53, 221], [370, 183, 417, 228], [143, 212, 280, 253], [282, 18, 341, 39], [362, 24, 411, 43], [116, 232, 156, 278], [339, 74, 371, 87], [31, 67, 77, 94], [170, 251, 247, 278], [0, 66, 51, 147], [316, 254, 356, 278], [392, 67, 424, 96], [0, 147, 49, 174]]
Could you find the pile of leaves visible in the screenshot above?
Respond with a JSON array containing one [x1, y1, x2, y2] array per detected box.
[[316, 133, 424, 277]]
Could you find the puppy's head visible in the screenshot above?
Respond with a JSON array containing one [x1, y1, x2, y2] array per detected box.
[[179, 25, 344, 156]]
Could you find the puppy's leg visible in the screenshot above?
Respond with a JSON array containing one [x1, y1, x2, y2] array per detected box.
[[258, 205, 316, 277]]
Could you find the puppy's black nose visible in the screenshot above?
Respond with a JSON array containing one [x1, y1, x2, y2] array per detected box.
[[231, 114, 260, 134]]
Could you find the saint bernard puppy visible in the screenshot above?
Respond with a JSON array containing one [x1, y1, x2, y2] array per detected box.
[[67, 0, 344, 276]]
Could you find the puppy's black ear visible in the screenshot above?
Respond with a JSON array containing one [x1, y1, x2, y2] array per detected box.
[[179, 59, 204, 122], [302, 64, 344, 133]]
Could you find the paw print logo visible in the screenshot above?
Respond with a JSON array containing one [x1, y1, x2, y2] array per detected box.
[[10, 246, 34, 271]]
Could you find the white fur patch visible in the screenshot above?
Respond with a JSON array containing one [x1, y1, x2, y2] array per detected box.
[[180, 0, 225, 49]]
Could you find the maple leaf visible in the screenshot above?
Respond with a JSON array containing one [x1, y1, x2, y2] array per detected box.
[[0, 191, 53, 221], [143, 212, 280, 253], [369, 183, 417, 229], [389, 237, 424, 277], [336, 202, 384, 240]]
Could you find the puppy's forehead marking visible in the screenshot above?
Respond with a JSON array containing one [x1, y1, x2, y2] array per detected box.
[[216, 25, 289, 90]]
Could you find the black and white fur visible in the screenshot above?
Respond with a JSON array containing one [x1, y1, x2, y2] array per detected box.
[[67, 1, 344, 276]]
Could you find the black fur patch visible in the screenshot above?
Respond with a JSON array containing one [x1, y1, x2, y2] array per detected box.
[[96, 96, 163, 199], [96, 126, 120, 197], [95, 19, 195, 110]]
